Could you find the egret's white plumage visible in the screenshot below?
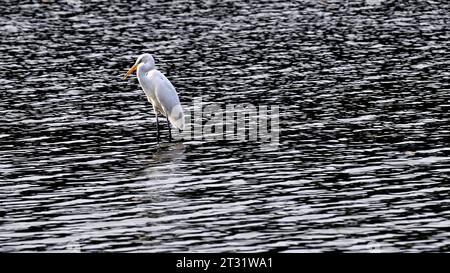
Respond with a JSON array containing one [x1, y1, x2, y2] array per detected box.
[[124, 53, 185, 139]]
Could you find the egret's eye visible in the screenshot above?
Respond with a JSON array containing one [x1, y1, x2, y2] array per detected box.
[[136, 56, 144, 64]]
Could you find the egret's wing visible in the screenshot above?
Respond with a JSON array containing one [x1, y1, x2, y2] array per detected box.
[[154, 72, 185, 130]]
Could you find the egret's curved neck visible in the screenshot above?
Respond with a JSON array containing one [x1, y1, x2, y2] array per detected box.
[[137, 63, 155, 92], [137, 63, 154, 79]]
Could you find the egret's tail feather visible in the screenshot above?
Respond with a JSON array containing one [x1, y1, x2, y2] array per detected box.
[[169, 116, 185, 130], [168, 104, 185, 130]]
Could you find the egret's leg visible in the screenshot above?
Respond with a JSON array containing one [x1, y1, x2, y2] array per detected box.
[[155, 112, 160, 143], [166, 116, 172, 142]]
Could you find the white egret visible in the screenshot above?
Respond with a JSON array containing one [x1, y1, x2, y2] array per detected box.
[[123, 53, 185, 142]]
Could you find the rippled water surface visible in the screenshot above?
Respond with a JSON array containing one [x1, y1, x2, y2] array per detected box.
[[1, 0, 450, 252]]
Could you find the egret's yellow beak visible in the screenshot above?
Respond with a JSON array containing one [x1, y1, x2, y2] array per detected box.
[[123, 63, 139, 79]]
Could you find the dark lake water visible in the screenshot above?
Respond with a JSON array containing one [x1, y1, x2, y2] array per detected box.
[[1, 0, 450, 252]]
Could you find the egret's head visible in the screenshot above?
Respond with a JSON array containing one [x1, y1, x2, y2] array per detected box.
[[123, 53, 155, 79], [137, 53, 155, 66]]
